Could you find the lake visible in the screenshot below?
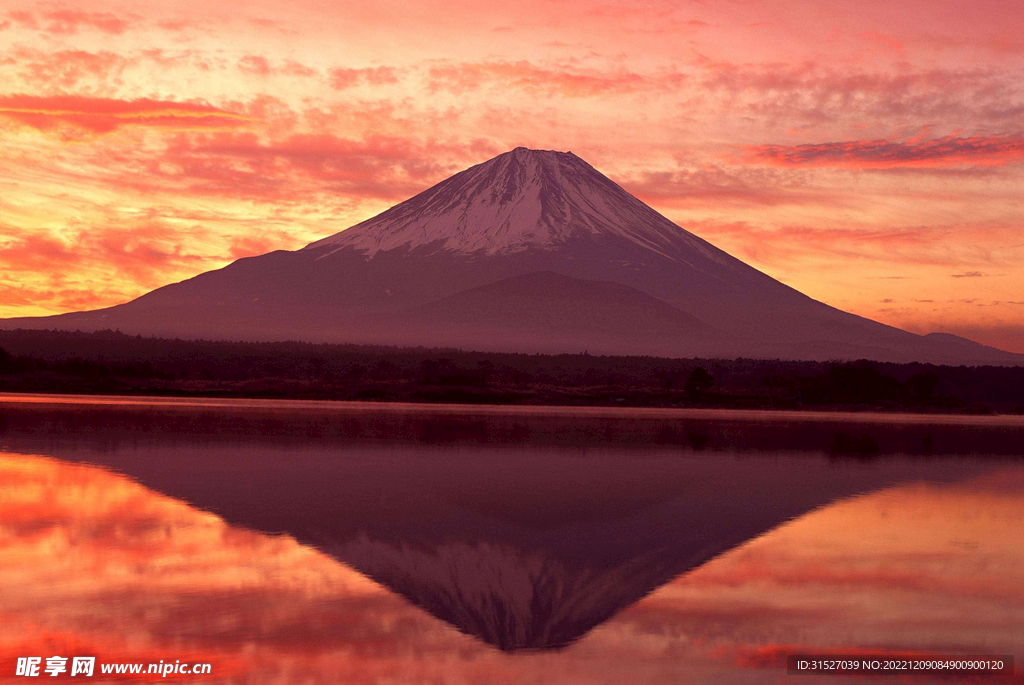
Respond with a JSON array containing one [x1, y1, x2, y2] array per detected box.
[[1, 394, 1022, 683]]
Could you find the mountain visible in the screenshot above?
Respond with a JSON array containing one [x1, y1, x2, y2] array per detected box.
[[4, 146, 1020, 364], [397, 271, 721, 357]]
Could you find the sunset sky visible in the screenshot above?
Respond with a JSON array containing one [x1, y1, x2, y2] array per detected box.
[[1, 0, 1022, 351]]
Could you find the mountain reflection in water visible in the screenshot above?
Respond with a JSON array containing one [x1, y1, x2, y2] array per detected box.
[[0, 396, 1022, 683]]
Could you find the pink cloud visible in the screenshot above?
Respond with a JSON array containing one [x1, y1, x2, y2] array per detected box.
[[226, 232, 298, 260], [154, 132, 497, 202], [692, 220, 1019, 269], [427, 60, 685, 97], [0, 95, 251, 137], [621, 165, 826, 208], [2, 47, 130, 89], [3, 10, 37, 29], [861, 30, 905, 54], [235, 56, 318, 78], [0, 222, 212, 285], [744, 134, 1024, 168], [328, 67, 400, 89], [4, 8, 137, 35], [238, 55, 272, 76], [699, 61, 1024, 130], [282, 60, 318, 77]]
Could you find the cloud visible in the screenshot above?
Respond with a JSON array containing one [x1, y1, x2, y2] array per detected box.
[[692, 220, 1021, 269], [0, 281, 132, 315], [699, 61, 1024, 131], [744, 134, 1024, 169], [226, 231, 300, 260], [0, 222, 212, 286], [427, 60, 685, 97], [950, 270, 987, 278], [3, 8, 137, 35], [283, 60, 318, 77], [861, 31, 905, 54], [0, 46, 132, 90], [0, 233, 77, 274], [695, 221, 936, 265], [237, 56, 319, 78], [329, 67, 400, 89], [154, 132, 499, 203], [0, 95, 251, 137], [621, 164, 827, 208], [154, 17, 197, 32], [238, 55, 272, 76]]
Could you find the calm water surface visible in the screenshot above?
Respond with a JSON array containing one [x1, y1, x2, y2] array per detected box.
[[1, 394, 1022, 684]]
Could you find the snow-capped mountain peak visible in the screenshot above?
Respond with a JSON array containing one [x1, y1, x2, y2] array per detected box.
[[304, 147, 715, 259]]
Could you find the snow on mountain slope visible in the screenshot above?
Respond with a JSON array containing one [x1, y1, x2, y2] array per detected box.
[[331, 536, 676, 651], [306, 146, 727, 263]]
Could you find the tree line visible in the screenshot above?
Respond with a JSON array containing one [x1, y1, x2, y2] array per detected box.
[[0, 329, 1022, 413]]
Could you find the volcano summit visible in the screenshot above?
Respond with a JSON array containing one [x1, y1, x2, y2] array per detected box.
[[5, 147, 1020, 365]]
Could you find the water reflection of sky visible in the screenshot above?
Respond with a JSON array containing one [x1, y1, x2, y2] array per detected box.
[[2, 452, 1021, 684]]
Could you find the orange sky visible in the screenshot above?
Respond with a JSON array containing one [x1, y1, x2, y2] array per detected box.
[[0, 0, 1022, 351]]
